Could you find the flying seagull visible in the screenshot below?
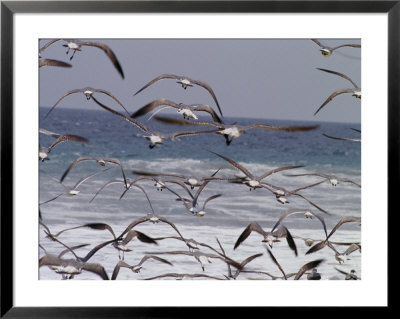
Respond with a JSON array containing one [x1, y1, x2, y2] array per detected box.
[[210, 150, 303, 190], [39, 128, 89, 162], [311, 39, 361, 57], [39, 38, 124, 78], [39, 169, 110, 205], [54, 222, 159, 260], [44, 87, 129, 119], [111, 256, 173, 280], [154, 116, 320, 146], [59, 156, 127, 188], [314, 67, 361, 116], [91, 96, 219, 148], [133, 74, 223, 117], [234, 222, 297, 256], [131, 98, 222, 123], [284, 171, 361, 187]]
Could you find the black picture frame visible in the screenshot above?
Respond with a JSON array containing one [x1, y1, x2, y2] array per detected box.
[[1, 1, 394, 317]]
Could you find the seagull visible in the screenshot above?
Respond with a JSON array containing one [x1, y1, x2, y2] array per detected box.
[[119, 175, 192, 200], [306, 216, 361, 256], [39, 38, 124, 78], [284, 172, 361, 187], [210, 150, 304, 190], [144, 273, 225, 280], [335, 268, 360, 280], [39, 128, 89, 161], [60, 156, 127, 188], [164, 182, 222, 217], [111, 256, 173, 279], [143, 250, 242, 272], [91, 96, 219, 148], [40, 231, 120, 278], [234, 222, 297, 256], [294, 260, 325, 280], [133, 74, 223, 117], [307, 268, 322, 280], [131, 98, 223, 123], [39, 254, 109, 280], [266, 247, 325, 280], [118, 208, 187, 248], [261, 180, 330, 215], [311, 39, 361, 57], [39, 169, 110, 205], [212, 237, 264, 280], [53, 222, 159, 260], [154, 116, 320, 146], [39, 58, 72, 68], [314, 67, 361, 116], [131, 168, 222, 190], [270, 208, 328, 238], [44, 87, 129, 119]]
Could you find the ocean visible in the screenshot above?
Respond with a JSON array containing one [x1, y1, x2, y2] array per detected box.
[[39, 106, 361, 280]]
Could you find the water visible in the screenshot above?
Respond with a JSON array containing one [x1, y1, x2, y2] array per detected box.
[[39, 107, 361, 280]]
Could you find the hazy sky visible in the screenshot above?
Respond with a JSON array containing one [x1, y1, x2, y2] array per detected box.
[[39, 38, 361, 123]]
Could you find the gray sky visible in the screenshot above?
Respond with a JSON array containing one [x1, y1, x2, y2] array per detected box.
[[39, 38, 361, 123]]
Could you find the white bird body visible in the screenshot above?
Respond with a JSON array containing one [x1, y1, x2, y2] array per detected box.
[[178, 108, 198, 120]]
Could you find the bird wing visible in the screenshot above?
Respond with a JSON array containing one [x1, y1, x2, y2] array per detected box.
[[44, 88, 85, 118], [91, 96, 154, 135], [188, 78, 223, 117], [79, 41, 124, 78], [258, 165, 304, 181], [327, 216, 361, 240], [121, 230, 158, 246], [209, 151, 255, 180], [153, 115, 222, 128], [189, 104, 223, 123], [244, 123, 320, 132], [137, 255, 173, 267], [294, 259, 325, 280], [310, 38, 323, 47], [47, 134, 89, 153], [322, 133, 361, 142], [314, 88, 356, 115], [266, 248, 287, 280], [93, 88, 129, 115], [39, 58, 72, 68], [111, 260, 132, 280], [317, 68, 359, 88], [201, 194, 222, 210], [133, 74, 180, 95], [332, 43, 361, 51], [39, 39, 62, 53], [131, 98, 178, 118], [293, 193, 330, 215], [234, 222, 266, 250], [90, 179, 125, 203], [82, 262, 109, 280]]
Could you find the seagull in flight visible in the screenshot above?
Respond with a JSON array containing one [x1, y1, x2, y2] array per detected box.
[[39, 38, 124, 78], [154, 116, 320, 146], [133, 74, 223, 117], [44, 87, 129, 119], [131, 98, 223, 123], [314, 67, 361, 116], [39, 128, 89, 162], [91, 96, 219, 149], [311, 39, 361, 57]]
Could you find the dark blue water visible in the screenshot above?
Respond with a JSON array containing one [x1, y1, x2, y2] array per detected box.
[[39, 107, 360, 172]]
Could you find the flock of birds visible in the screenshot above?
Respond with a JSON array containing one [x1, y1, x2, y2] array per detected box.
[[39, 38, 361, 280]]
